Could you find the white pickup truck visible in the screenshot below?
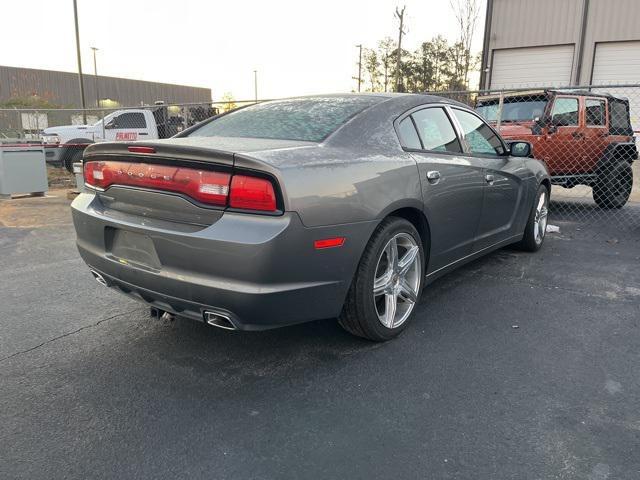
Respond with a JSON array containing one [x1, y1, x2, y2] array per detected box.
[[42, 105, 217, 171]]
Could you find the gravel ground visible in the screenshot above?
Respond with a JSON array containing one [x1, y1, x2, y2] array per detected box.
[[1, 193, 639, 480]]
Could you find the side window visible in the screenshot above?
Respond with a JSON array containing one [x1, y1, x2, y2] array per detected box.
[[451, 108, 505, 156], [397, 117, 422, 149], [550, 98, 579, 126], [585, 99, 606, 126], [609, 100, 632, 135], [410, 107, 462, 153], [115, 112, 147, 129]]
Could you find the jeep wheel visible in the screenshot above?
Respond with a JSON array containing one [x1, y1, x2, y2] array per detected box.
[[593, 162, 633, 209]]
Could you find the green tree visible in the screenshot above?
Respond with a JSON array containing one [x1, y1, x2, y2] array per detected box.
[[377, 37, 396, 92], [389, 47, 413, 92], [221, 92, 237, 112], [363, 48, 381, 92]]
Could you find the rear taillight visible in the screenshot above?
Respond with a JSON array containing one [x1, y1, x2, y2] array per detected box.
[[84, 161, 230, 206], [229, 175, 277, 212], [83, 160, 277, 212]]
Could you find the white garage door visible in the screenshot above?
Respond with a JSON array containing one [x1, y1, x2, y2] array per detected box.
[[592, 41, 640, 133], [490, 45, 575, 89]]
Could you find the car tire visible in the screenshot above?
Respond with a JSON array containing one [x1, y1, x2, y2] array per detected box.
[[593, 161, 633, 209], [339, 216, 425, 342], [64, 147, 84, 174], [515, 183, 549, 252]]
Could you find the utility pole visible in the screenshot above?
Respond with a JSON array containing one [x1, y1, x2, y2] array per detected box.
[[72, 0, 87, 123], [253, 70, 258, 103], [355, 44, 363, 92], [90, 47, 99, 108], [394, 5, 406, 93]]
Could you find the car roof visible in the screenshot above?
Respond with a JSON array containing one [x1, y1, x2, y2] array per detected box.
[[268, 92, 468, 105]]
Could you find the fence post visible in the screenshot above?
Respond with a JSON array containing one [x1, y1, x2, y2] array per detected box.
[[496, 91, 504, 130]]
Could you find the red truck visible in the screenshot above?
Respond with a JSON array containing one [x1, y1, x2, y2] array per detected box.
[[476, 90, 637, 208]]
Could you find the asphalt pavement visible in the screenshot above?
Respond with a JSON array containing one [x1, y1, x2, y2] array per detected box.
[[1, 191, 639, 479]]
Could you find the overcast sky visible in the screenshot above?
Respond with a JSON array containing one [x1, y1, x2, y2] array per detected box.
[[0, 0, 486, 101]]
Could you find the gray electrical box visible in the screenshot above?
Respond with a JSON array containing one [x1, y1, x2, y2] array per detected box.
[[0, 143, 48, 198]]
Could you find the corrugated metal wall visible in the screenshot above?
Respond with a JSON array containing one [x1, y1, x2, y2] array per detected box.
[[484, 0, 640, 88], [0, 65, 211, 107], [581, 0, 640, 84], [486, 0, 583, 88], [488, 0, 583, 50]]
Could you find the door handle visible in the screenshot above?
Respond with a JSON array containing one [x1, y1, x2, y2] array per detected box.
[[138, 132, 148, 135], [485, 174, 495, 185], [426, 170, 441, 184], [571, 131, 584, 139]]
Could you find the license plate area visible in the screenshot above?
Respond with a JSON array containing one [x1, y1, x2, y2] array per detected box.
[[105, 228, 161, 270]]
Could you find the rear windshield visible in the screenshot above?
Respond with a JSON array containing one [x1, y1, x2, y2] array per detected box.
[[476, 96, 548, 122], [187, 96, 381, 142]]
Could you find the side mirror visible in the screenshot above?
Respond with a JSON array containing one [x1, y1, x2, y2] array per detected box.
[[105, 119, 117, 129], [509, 141, 532, 158]]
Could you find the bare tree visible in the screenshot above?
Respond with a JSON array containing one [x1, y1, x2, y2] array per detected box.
[[449, 0, 481, 87]]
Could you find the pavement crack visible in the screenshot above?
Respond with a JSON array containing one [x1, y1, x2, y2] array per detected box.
[[0, 308, 143, 363]]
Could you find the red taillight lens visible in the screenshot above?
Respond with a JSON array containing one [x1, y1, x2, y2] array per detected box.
[[84, 161, 278, 212], [83, 161, 230, 206], [229, 175, 277, 212]]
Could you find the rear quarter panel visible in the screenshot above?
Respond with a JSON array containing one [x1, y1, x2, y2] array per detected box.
[[245, 146, 422, 228]]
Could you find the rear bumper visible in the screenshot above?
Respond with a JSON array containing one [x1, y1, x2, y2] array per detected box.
[[71, 192, 376, 330]]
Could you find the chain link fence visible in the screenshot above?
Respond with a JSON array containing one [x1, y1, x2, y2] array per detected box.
[[2, 88, 639, 237], [0, 99, 262, 175], [0, 100, 263, 142], [433, 84, 640, 237]]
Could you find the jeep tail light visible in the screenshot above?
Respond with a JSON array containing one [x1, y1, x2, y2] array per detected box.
[[83, 161, 277, 212], [229, 175, 277, 212]]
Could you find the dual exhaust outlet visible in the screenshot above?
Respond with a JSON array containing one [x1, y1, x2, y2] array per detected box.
[[90, 269, 237, 331]]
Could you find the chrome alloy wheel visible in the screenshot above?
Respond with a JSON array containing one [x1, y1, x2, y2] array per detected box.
[[533, 191, 549, 245], [373, 233, 421, 329]]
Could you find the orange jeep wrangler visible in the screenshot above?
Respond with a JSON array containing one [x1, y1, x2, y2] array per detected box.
[[476, 90, 637, 208]]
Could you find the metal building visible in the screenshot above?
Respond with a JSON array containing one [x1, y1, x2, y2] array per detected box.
[[0, 65, 211, 107], [479, 0, 640, 90]]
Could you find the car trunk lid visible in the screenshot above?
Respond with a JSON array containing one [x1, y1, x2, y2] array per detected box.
[[82, 137, 308, 227]]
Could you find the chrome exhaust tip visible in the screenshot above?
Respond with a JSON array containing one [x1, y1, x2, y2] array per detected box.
[[90, 270, 109, 287], [204, 311, 237, 330]]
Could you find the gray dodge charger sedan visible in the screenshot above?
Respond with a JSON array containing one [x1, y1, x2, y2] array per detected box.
[[72, 94, 550, 341]]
